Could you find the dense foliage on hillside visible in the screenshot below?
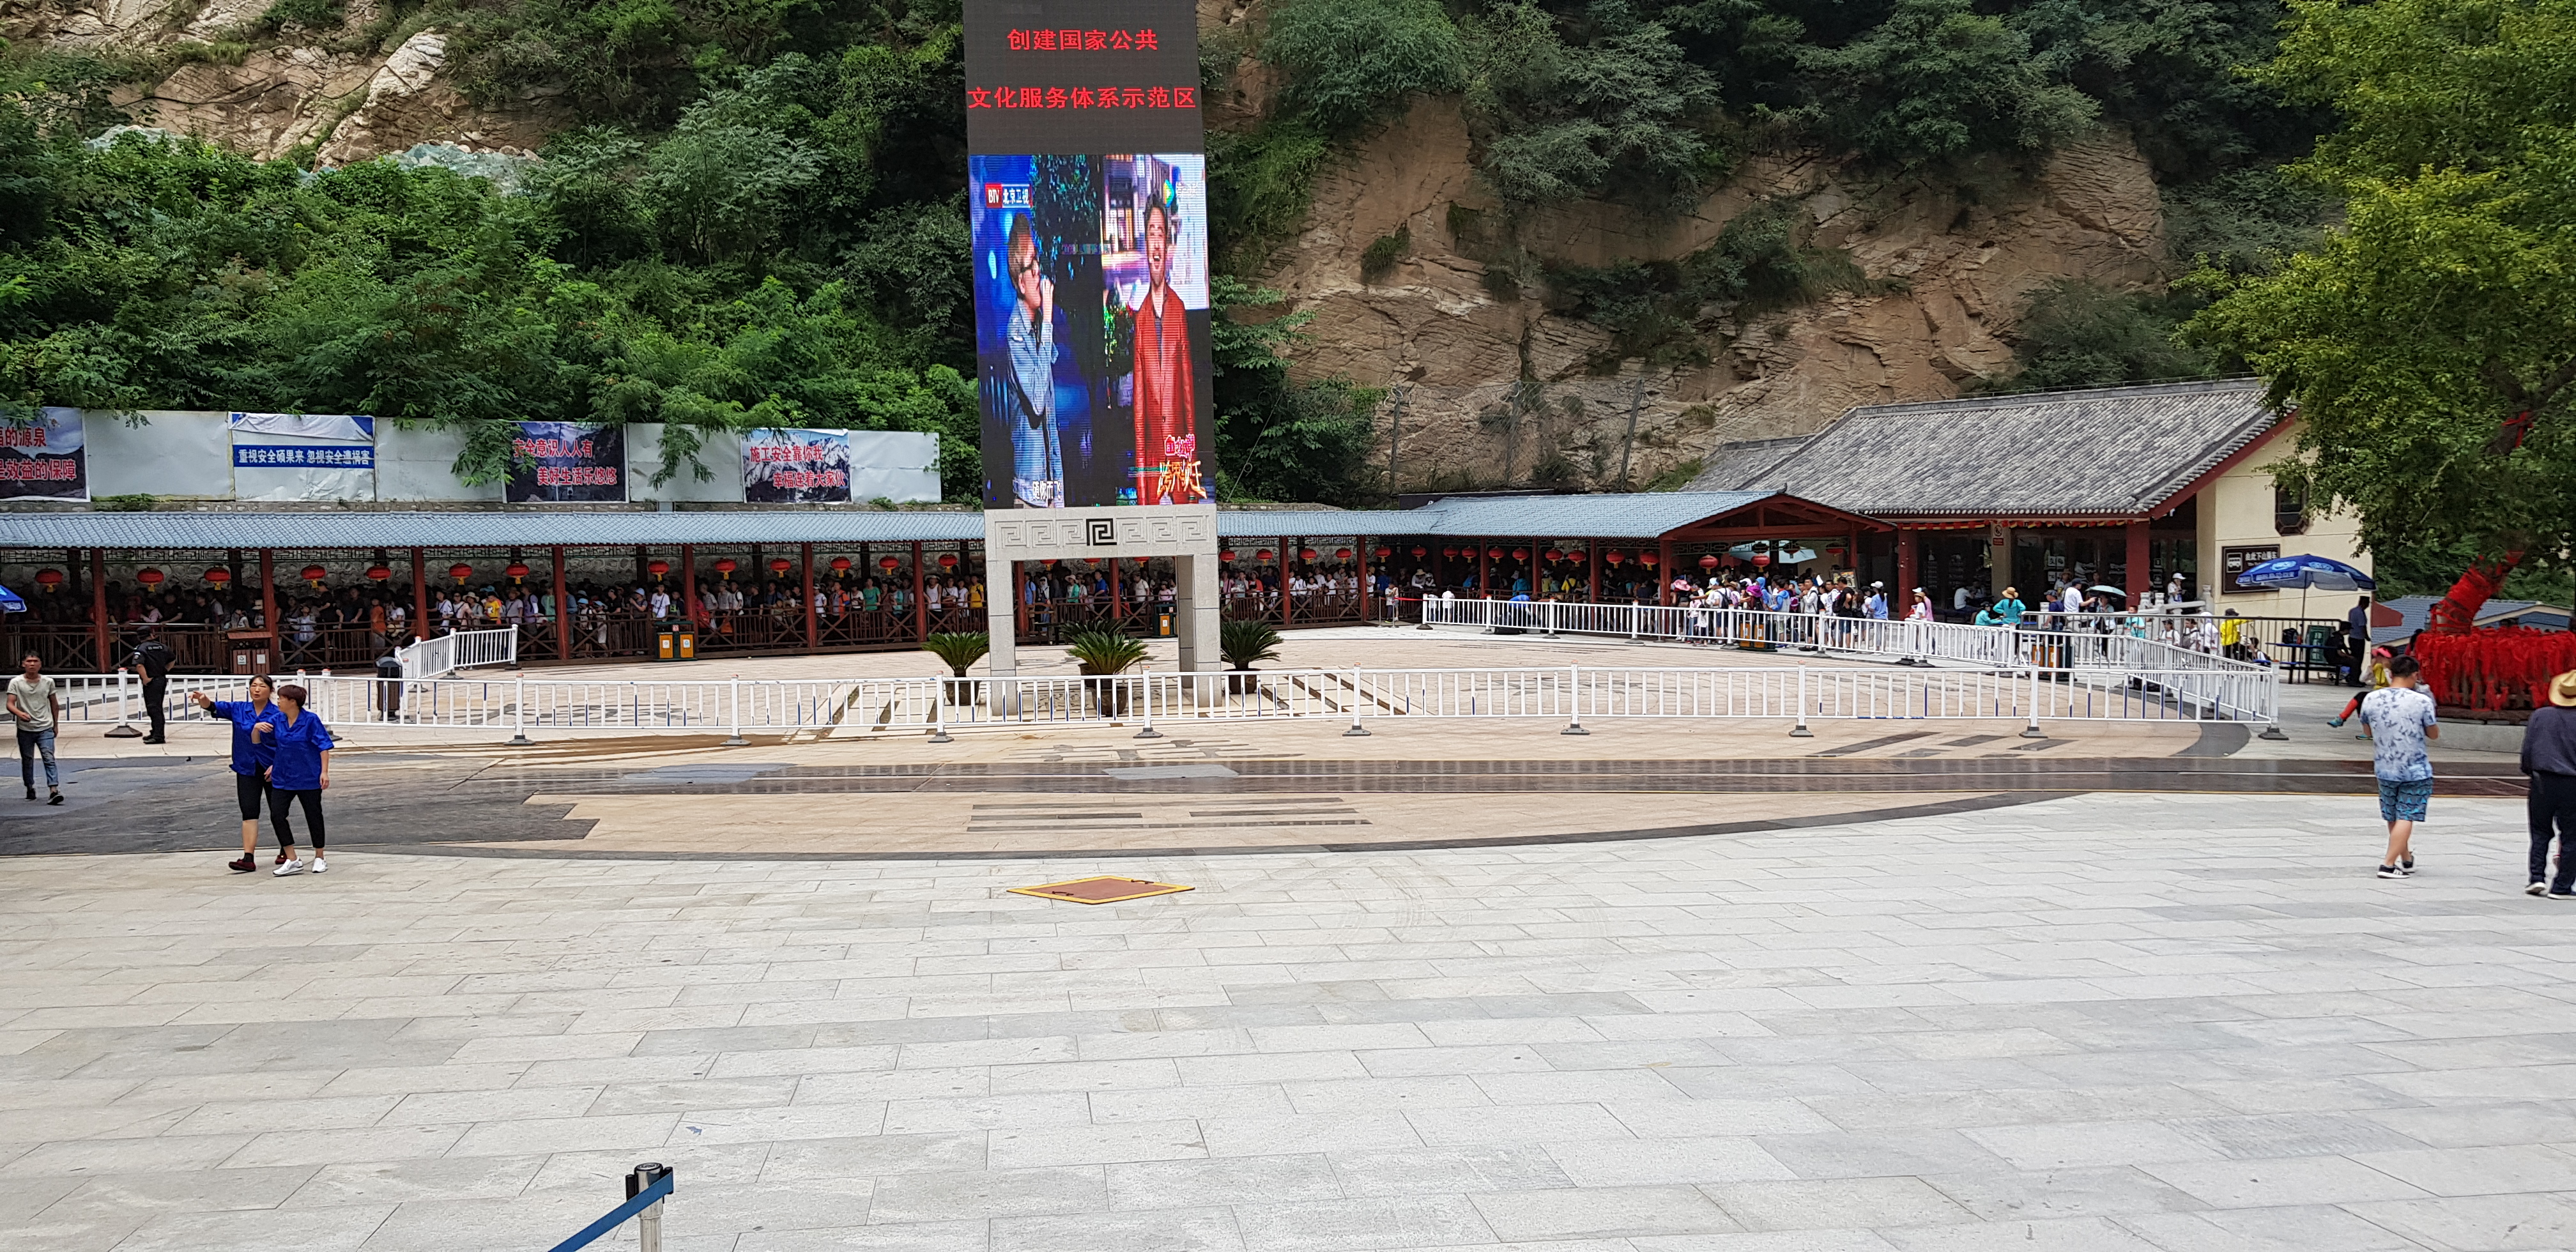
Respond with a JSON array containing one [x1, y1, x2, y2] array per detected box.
[[0, 0, 2334, 500]]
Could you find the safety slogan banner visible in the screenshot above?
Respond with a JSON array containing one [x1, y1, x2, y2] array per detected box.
[[507, 421, 627, 503], [967, 0, 1213, 511], [744, 428, 854, 504], [0, 408, 88, 501], [231, 411, 375, 501]]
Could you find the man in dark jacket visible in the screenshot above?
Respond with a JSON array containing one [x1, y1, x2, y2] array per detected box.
[[2522, 669, 2576, 897], [122, 627, 178, 744]]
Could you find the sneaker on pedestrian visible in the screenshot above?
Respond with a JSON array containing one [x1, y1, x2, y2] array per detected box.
[[228, 856, 256, 873], [273, 857, 304, 876], [2551, 889, 2576, 899], [309, 857, 326, 874], [47, 793, 63, 805], [2377, 864, 2409, 879], [20, 787, 31, 801], [275, 851, 292, 865], [2327, 715, 2345, 728], [2402, 856, 2414, 871]]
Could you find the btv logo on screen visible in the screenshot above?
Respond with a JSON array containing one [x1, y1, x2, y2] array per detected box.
[[981, 183, 1031, 209]]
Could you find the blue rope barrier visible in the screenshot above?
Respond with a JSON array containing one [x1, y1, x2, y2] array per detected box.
[[546, 1171, 673, 1252]]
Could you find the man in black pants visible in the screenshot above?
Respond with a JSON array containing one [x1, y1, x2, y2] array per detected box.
[[2523, 669, 2576, 898], [122, 627, 177, 744]]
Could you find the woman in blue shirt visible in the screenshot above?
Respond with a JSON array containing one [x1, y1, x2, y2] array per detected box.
[[253, 683, 335, 876], [189, 676, 281, 873]]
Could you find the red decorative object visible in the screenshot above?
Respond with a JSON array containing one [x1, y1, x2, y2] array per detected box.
[[1699, 554, 1719, 570], [300, 564, 328, 586], [365, 564, 392, 581], [1487, 547, 1505, 560], [136, 568, 165, 586], [2418, 627, 2576, 714], [645, 560, 668, 581], [1442, 546, 1459, 559], [829, 556, 852, 574], [202, 567, 231, 586], [1257, 549, 1275, 561], [938, 553, 960, 569], [1375, 546, 1392, 558], [1752, 551, 1772, 567], [1565, 547, 1586, 561], [714, 558, 738, 579], [1544, 548, 1563, 562], [506, 562, 533, 583], [1510, 548, 1528, 561], [1220, 550, 1237, 563], [32, 569, 62, 590], [1335, 548, 1353, 561], [1604, 552, 1624, 566], [878, 556, 901, 572], [1411, 546, 1427, 558], [1299, 548, 1318, 562], [448, 563, 473, 584], [1640, 553, 1659, 567], [769, 558, 792, 574]]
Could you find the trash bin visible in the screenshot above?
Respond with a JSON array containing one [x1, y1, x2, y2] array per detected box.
[[227, 630, 273, 675], [656, 629, 677, 661], [675, 628, 696, 660], [1158, 612, 1174, 637]]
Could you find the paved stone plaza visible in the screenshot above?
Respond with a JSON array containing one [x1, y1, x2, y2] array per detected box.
[[4, 784, 2573, 1252]]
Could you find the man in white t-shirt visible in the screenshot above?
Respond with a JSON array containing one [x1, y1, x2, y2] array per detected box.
[[8, 654, 62, 804]]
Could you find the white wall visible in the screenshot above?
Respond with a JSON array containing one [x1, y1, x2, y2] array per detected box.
[[86, 410, 231, 497], [2196, 418, 2370, 614]]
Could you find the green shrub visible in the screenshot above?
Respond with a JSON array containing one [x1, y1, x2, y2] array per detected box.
[[1260, 0, 1466, 139], [1977, 280, 2217, 393], [1360, 226, 1409, 282]]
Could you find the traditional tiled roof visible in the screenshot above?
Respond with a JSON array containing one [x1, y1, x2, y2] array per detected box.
[[1706, 379, 2284, 518]]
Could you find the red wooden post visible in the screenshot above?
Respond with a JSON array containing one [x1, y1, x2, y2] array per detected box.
[[1280, 538, 1294, 625], [1110, 552, 1124, 623], [1896, 529, 1919, 606], [551, 546, 572, 662], [89, 549, 109, 671], [2125, 520, 2152, 607], [1477, 542, 1491, 599], [258, 549, 278, 655], [910, 541, 928, 642], [680, 544, 696, 637], [1357, 533, 1371, 623], [1658, 537, 1675, 606], [410, 547, 428, 645], [1587, 538, 1601, 602], [801, 542, 818, 652]]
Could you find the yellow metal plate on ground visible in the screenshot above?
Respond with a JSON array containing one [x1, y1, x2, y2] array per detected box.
[[1008, 876, 1195, 904]]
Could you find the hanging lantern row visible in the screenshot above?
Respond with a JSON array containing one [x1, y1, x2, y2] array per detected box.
[[365, 564, 392, 581], [830, 556, 852, 574], [204, 567, 231, 586], [714, 558, 739, 579], [939, 553, 960, 569], [879, 556, 901, 572], [508, 562, 533, 583], [450, 563, 473, 584], [33, 569, 63, 591], [769, 558, 792, 575], [136, 568, 164, 586]]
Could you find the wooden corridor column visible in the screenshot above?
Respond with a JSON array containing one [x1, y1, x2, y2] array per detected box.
[[1588, 539, 1600, 602], [910, 542, 928, 642], [680, 545, 697, 634], [2124, 520, 2152, 606], [551, 546, 572, 662], [89, 549, 109, 669], [1658, 537, 1675, 606], [1109, 554, 1123, 623], [1477, 542, 1491, 598], [1357, 534, 1371, 623], [1896, 530, 1919, 606], [410, 548, 429, 644], [1280, 538, 1294, 625], [801, 542, 818, 651], [258, 549, 278, 648]]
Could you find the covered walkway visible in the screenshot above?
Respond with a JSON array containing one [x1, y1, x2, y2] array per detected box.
[[0, 491, 1881, 672]]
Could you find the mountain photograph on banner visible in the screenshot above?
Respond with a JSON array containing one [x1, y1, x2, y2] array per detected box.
[[744, 428, 854, 504], [507, 422, 627, 503]]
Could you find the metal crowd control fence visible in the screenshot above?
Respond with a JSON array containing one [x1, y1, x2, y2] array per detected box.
[[395, 627, 519, 679], [63, 659, 2278, 742], [548, 1163, 672, 1252]]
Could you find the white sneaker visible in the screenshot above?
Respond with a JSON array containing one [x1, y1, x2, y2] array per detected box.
[[2531, 882, 2550, 897], [309, 857, 325, 874], [273, 857, 305, 876]]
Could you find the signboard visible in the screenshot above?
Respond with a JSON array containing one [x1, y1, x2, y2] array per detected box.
[[967, 0, 1213, 511], [230, 411, 375, 501], [744, 428, 854, 503], [507, 421, 627, 503], [233, 444, 374, 470], [2220, 544, 2282, 595], [0, 408, 87, 501]]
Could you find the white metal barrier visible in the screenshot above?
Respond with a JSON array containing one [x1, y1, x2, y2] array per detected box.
[[395, 627, 518, 679], [53, 659, 2276, 742]]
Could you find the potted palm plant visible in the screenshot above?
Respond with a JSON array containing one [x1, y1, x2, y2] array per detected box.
[[1064, 627, 1147, 716], [1220, 618, 1282, 694], [923, 631, 989, 705]]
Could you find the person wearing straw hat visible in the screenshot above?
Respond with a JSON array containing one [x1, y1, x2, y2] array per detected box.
[[2520, 669, 2576, 897]]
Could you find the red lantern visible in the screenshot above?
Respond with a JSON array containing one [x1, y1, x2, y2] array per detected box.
[[365, 564, 392, 582], [829, 556, 852, 574], [1299, 548, 1318, 563], [938, 553, 960, 569], [1510, 548, 1528, 561], [203, 567, 231, 586], [645, 560, 668, 581], [1604, 552, 1624, 566], [1257, 549, 1275, 561], [1411, 546, 1427, 558], [1442, 547, 1459, 560], [1826, 545, 1846, 560], [1375, 546, 1392, 558], [878, 556, 901, 572], [300, 564, 328, 586], [32, 569, 62, 591], [714, 558, 739, 579], [1566, 548, 1586, 561], [769, 558, 792, 575], [509, 562, 533, 583], [1699, 554, 1719, 570], [136, 568, 165, 586], [1335, 548, 1353, 561], [1752, 551, 1772, 567], [1640, 553, 1659, 568], [1220, 551, 1238, 563], [1544, 549, 1563, 563], [1485, 547, 1503, 561], [448, 563, 473, 584]]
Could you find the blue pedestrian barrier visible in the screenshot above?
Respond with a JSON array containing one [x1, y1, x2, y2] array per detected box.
[[548, 1163, 674, 1252]]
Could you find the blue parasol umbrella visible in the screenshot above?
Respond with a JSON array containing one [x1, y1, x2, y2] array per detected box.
[[0, 585, 24, 614], [2238, 554, 2375, 628], [2238, 554, 2377, 592]]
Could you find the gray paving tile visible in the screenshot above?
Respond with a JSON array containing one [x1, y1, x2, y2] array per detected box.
[[1232, 1195, 1495, 1252], [867, 1166, 1107, 1223], [1471, 1186, 1742, 1239], [994, 1205, 1245, 1252]]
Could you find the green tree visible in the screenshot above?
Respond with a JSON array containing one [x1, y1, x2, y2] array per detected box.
[[1260, 0, 1468, 139], [1791, 0, 2096, 166], [1464, 1, 1724, 212], [2186, 0, 2576, 581], [1210, 278, 1381, 503]]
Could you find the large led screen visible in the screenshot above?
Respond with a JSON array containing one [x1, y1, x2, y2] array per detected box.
[[967, 0, 1211, 510]]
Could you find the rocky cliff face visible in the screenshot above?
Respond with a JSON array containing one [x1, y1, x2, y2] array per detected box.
[[1257, 99, 2170, 494], [4, 0, 561, 162]]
